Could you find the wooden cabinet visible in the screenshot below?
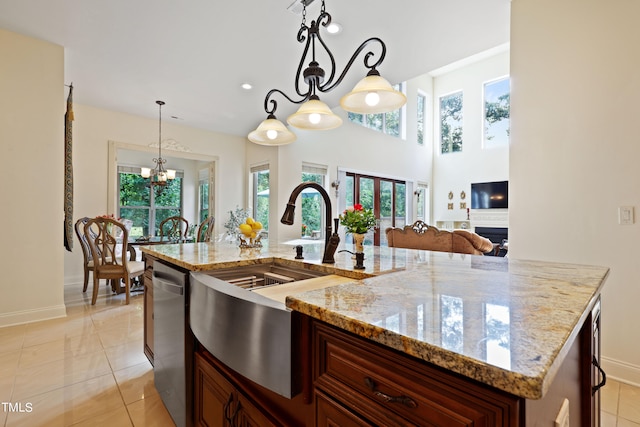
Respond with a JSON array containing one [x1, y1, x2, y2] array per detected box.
[[312, 320, 521, 426], [143, 254, 155, 364], [194, 350, 287, 427]]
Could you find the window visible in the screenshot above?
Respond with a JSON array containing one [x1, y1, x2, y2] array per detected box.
[[118, 166, 183, 238], [198, 168, 209, 223], [347, 83, 405, 138], [250, 164, 270, 233], [483, 77, 510, 148], [417, 92, 426, 145], [301, 163, 327, 238], [439, 91, 463, 154]]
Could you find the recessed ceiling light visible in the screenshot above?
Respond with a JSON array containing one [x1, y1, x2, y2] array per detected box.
[[241, 83, 253, 90], [326, 22, 342, 34]]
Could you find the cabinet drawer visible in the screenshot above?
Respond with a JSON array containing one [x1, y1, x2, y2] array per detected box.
[[314, 321, 518, 426]]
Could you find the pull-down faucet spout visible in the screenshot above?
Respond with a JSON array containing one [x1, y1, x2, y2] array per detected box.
[[281, 182, 340, 264]]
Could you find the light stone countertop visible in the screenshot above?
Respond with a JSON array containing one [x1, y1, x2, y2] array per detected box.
[[141, 240, 609, 399]]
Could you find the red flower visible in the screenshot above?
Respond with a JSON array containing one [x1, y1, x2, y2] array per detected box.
[[353, 203, 363, 211]]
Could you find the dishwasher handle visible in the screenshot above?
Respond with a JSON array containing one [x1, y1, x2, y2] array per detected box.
[[154, 276, 184, 295]]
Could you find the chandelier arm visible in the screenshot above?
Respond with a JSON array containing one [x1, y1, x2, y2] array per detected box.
[[294, 25, 315, 98], [314, 12, 336, 86], [319, 37, 387, 94], [263, 88, 313, 116]]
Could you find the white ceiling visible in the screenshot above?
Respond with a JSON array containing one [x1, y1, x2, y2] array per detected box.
[[0, 0, 510, 137]]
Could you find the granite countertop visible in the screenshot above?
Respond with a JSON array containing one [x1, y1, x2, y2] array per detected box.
[[141, 240, 609, 400]]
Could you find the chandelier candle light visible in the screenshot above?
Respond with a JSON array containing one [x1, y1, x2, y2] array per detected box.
[[141, 100, 176, 186], [248, 0, 406, 145]]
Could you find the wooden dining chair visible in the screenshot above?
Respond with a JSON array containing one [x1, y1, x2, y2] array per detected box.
[[74, 217, 96, 292], [196, 216, 215, 242], [84, 217, 144, 305], [159, 215, 189, 242]]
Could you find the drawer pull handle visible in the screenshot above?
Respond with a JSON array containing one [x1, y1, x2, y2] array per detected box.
[[364, 377, 417, 408], [592, 356, 607, 394]]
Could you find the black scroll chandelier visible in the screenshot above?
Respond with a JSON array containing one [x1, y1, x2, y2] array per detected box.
[[248, 0, 406, 145]]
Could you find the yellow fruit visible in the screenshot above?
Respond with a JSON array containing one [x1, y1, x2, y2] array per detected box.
[[239, 224, 252, 235], [250, 232, 257, 239], [251, 221, 262, 230], [245, 217, 255, 225]]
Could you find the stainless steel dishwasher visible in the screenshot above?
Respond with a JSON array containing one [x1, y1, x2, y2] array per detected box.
[[153, 261, 192, 427]]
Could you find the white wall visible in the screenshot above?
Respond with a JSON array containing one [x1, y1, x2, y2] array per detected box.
[[432, 50, 510, 224], [0, 29, 66, 326], [511, 0, 640, 385], [62, 104, 247, 287]]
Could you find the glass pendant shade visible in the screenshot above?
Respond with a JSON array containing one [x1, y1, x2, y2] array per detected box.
[[340, 74, 407, 114], [248, 116, 297, 145], [166, 169, 176, 180], [287, 98, 342, 130], [140, 167, 151, 178]]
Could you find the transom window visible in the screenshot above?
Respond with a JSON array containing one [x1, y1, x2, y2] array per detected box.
[[483, 77, 510, 148], [439, 90, 463, 154]]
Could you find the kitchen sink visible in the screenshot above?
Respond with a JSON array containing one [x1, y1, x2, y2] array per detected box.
[[189, 262, 331, 398], [202, 262, 329, 290]]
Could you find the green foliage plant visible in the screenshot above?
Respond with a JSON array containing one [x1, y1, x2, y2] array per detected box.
[[339, 204, 376, 234]]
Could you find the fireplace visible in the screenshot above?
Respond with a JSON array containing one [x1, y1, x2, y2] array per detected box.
[[474, 227, 508, 256]]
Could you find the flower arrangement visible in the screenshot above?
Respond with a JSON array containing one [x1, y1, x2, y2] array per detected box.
[[301, 224, 308, 236], [339, 204, 376, 234]]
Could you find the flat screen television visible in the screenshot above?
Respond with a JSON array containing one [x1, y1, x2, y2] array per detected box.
[[471, 181, 508, 209]]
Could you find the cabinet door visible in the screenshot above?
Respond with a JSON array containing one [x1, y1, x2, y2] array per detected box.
[[236, 393, 279, 427], [316, 390, 372, 427], [194, 352, 236, 427]]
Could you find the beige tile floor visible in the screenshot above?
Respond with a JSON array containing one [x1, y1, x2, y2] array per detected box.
[[0, 282, 175, 427], [2, 280, 640, 426]]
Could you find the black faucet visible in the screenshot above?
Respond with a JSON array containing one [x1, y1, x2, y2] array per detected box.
[[281, 182, 340, 264]]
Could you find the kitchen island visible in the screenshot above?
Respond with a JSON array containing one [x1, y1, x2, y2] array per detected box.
[[141, 240, 608, 426]]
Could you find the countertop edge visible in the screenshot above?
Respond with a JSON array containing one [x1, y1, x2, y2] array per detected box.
[[286, 276, 606, 400]]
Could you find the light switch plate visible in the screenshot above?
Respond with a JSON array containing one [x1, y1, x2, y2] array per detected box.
[[619, 206, 635, 225]]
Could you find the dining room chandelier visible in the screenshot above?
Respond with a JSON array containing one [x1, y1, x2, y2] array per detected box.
[[248, 0, 406, 145], [141, 100, 176, 186]]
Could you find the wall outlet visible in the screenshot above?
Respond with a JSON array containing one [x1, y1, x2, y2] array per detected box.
[[554, 398, 570, 427]]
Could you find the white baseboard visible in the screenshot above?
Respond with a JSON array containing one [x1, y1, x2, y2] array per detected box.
[[0, 305, 67, 328], [601, 356, 640, 388]]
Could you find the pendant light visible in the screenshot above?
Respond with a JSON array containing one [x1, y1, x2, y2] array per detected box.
[[141, 100, 176, 186], [247, 0, 406, 145]]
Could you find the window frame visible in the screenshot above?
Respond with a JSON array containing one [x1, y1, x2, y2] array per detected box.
[[482, 76, 511, 149], [439, 90, 464, 154], [117, 165, 184, 238]]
